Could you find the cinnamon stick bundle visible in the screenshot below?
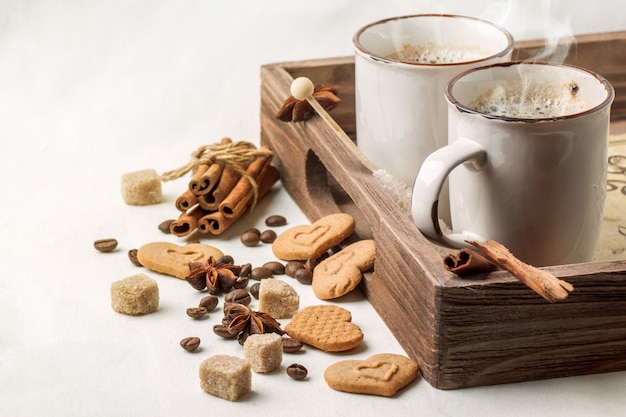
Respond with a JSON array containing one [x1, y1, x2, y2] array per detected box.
[[467, 240, 574, 302], [167, 140, 278, 237]]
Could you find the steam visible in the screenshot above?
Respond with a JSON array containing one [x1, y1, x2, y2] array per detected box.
[[477, 0, 576, 64]]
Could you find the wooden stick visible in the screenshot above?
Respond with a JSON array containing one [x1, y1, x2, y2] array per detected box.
[[467, 240, 574, 302], [290, 77, 376, 173]]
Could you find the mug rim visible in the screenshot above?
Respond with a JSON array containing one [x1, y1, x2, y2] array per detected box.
[[352, 14, 514, 67], [445, 61, 616, 122]]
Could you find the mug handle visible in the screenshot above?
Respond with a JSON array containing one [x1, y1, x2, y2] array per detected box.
[[412, 138, 488, 248]]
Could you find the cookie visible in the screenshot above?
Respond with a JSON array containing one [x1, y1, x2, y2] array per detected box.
[[121, 169, 162, 205], [312, 239, 376, 300], [137, 241, 224, 279], [284, 305, 363, 352], [199, 355, 251, 401], [110, 273, 159, 315], [324, 353, 419, 397], [258, 278, 299, 319], [272, 213, 355, 261]]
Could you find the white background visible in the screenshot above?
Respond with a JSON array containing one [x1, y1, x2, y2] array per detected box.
[[1, 1, 625, 416]]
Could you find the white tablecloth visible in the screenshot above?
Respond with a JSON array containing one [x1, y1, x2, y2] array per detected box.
[[2, 1, 626, 416]]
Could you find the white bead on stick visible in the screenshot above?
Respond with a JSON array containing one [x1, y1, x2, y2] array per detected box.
[[289, 77, 412, 214], [290, 77, 376, 173]]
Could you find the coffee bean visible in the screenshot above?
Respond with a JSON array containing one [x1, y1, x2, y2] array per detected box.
[[198, 295, 218, 312], [180, 336, 201, 352], [263, 261, 285, 275], [216, 254, 234, 265], [285, 261, 305, 277], [260, 229, 277, 243], [281, 337, 304, 353], [128, 249, 142, 266], [94, 238, 118, 253], [158, 219, 174, 234], [239, 263, 252, 278], [213, 324, 237, 339], [233, 276, 249, 289], [265, 215, 287, 227], [286, 363, 308, 380], [249, 282, 260, 299], [250, 266, 273, 280], [186, 307, 208, 319], [240, 231, 260, 247], [244, 227, 261, 235], [224, 289, 251, 306], [295, 268, 313, 285]]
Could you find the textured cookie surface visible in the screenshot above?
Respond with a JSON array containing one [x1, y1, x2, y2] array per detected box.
[[272, 213, 355, 261], [324, 353, 419, 397], [312, 239, 376, 300], [284, 305, 363, 352], [137, 242, 224, 279], [110, 273, 159, 315]]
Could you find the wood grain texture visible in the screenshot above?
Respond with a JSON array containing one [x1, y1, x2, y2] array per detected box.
[[260, 33, 626, 389]]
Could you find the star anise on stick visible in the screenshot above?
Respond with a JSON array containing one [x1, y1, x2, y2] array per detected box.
[[224, 302, 285, 344], [276, 84, 340, 122], [185, 256, 241, 294]]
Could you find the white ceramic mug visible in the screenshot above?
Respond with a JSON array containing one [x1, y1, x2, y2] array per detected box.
[[353, 14, 514, 188], [412, 62, 614, 266]]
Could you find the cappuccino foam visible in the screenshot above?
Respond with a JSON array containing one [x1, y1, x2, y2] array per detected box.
[[467, 81, 593, 119], [386, 42, 485, 64]]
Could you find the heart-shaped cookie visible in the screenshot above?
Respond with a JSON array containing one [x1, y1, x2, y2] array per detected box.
[[312, 239, 376, 300], [324, 353, 419, 397], [284, 305, 363, 352], [137, 242, 224, 279], [272, 213, 355, 261]]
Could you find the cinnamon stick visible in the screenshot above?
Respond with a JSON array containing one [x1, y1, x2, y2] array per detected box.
[[467, 240, 574, 302], [175, 189, 198, 212], [191, 162, 225, 196], [200, 163, 244, 211], [219, 150, 272, 218], [187, 164, 209, 194], [188, 137, 232, 195], [443, 248, 497, 276], [169, 206, 207, 237]]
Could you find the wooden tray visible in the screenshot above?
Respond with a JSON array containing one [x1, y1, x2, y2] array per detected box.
[[260, 32, 626, 389]]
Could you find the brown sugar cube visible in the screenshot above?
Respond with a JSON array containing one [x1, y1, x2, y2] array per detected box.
[[243, 333, 283, 373], [121, 169, 162, 205], [258, 278, 299, 319], [199, 355, 251, 401], [110, 273, 159, 315]]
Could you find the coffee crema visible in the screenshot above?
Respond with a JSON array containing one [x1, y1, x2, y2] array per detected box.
[[385, 42, 485, 64], [467, 80, 593, 119]]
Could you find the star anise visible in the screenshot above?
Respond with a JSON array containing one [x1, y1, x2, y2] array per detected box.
[[276, 84, 340, 122], [223, 302, 285, 344], [185, 256, 241, 294]]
